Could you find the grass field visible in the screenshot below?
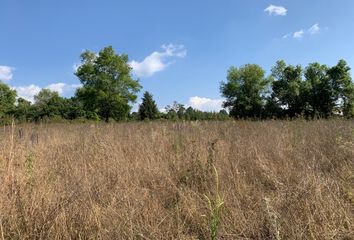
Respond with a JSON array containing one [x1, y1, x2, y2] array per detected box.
[[0, 120, 353, 239]]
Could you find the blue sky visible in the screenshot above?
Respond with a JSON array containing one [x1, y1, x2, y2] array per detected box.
[[1, 0, 353, 111]]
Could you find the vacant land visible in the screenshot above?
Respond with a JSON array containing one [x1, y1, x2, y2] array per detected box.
[[0, 120, 353, 239]]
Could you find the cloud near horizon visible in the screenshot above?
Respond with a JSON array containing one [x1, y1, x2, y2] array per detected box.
[[130, 44, 187, 78], [0, 65, 15, 82], [264, 5, 287, 16], [188, 96, 224, 112], [14, 83, 81, 102]]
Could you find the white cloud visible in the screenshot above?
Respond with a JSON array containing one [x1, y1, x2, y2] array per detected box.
[[283, 33, 291, 39], [14, 84, 42, 102], [14, 83, 81, 103], [130, 44, 187, 78], [47, 82, 82, 95], [293, 30, 304, 39], [188, 96, 224, 112], [0, 66, 15, 82], [284, 23, 322, 40], [47, 83, 67, 94], [159, 108, 167, 113], [264, 5, 287, 16], [309, 23, 320, 35]]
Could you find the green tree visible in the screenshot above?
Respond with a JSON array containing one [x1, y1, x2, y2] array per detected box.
[[271, 60, 304, 117], [220, 64, 270, 118], [165, 101, 185, 120], [327, 59, 354, 117], [61, 97, 86, 120], [129, 111, 139, 121], [0, 82, 17, 120], [138, 91, 159, 120], [15, 98, 32, 122], [33, 89, 66, 120], [303, 63, 333, 118], [263, 96, 283, 119], [75, 46, 141, 122]]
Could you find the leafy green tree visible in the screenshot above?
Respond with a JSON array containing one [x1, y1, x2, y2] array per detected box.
[[218, 109, 228, 116], [0, 82, 17, 119], [61, 97, 86, 120], [183, 107, 229, 120], [165, 101, 185, 120], [15, 98, 32, 122], [263, 96, 283, 119], [327, 59, 354, 117], [184, 107, 195, 120], [271, 60, 305, 117], [129, 111, 139, 121], [303, 63, 334, 118], [177, 105, 186, 119], [32, 89, 66, 120], [220, 64, 270, 118], [75, 46, 141, 122], [138, 91, 159, 120]]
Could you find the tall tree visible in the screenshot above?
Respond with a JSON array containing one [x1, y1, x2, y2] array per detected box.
[[75, 46, 141, 122], [138, 91, 159, 120], [0, 82, 17, 119], [303, 63, 333, 118], [32, 89, 68, 120], [327, 59, 354, 117], [271, 60, 304, 117], [15, 98, 32, 122], [220, 64, 270, 118], [62, 97, 86, 120], [165, 101, 185, 120]]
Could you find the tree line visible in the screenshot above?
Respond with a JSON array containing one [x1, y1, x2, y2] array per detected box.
[[221, 60, 354, 119], [0, 46, 228, 123], [1, 46, 353, 123]]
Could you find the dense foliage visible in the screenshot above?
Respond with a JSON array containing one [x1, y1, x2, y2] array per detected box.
[[1, 46, 353, 122], [75, 46, 141, 122], [221, 59, 354, 119], [220, 64, 270, 118], [0, 82, 16, 121], [138, 91, 159, 120]]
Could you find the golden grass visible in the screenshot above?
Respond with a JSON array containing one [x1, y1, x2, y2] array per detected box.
[[0, 120, 353, 239]]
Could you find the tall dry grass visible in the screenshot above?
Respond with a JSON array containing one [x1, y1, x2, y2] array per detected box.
[[0, 120, 353, 239]]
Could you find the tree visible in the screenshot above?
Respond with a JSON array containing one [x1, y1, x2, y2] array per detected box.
[[327, 60, 354, 117], [32, 89, 66, 120], [220, 64, 270, 118], [15, 98, 32, 122], [75, 46, 141, 122], [271, 60, 305, 117], [61, 97, 86, 120], [0, 82, 17, 119], [303, 63, 333, 118], [138, 91, 159, 120], [165, 101, 185, 120]]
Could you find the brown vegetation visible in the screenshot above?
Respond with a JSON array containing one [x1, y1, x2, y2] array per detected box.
[[0, 120, 353, 239]]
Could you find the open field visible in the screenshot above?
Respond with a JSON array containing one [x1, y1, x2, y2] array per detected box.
[[0, 120, 353, 239]]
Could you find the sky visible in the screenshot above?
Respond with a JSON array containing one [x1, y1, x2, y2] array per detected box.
[[1, 0, 354, 112]]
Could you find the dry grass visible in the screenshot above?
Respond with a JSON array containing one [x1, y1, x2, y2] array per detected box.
[[0, 120, 353, 239]]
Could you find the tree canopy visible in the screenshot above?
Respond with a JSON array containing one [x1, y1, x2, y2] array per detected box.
[[138, 91, 159, 120], [0, 82, 16, 120], [221, 59, 354, 119], [75, 46, 141, 122], [220, 64, 270, 118]]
